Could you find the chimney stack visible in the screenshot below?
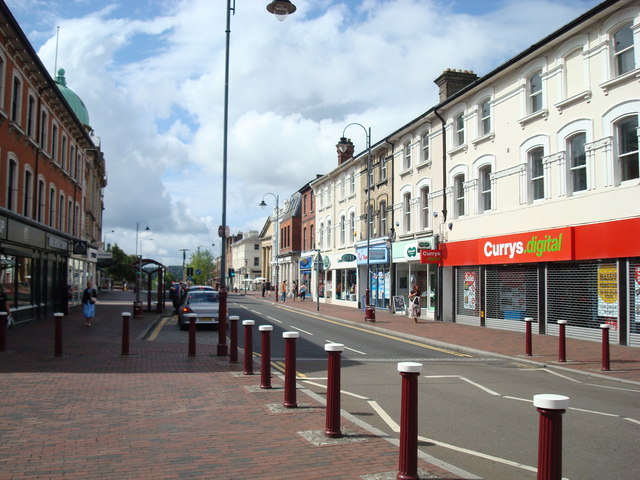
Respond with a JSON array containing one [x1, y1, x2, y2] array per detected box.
[[336, 137, 354, 165], [434, 69, 478, 102]]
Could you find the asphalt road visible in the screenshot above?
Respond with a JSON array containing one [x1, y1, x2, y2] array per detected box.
[[150, 295, 640, 480]]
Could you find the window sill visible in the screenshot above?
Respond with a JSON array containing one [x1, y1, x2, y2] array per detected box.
[[599, 68, 640, 95], [416, 160, 432, 171], [448, 144, 467, 156], [554, 90, 592, 113], [471, 132, 495, 148], [518, 108, 548, 128], [399, 168, 412, 177]]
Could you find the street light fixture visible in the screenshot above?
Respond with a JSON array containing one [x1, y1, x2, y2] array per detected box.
[[135, 220, 150, 306], [260, 193, 279, 302], [339, 123, 374, 322], [218, 0, 296, 356]]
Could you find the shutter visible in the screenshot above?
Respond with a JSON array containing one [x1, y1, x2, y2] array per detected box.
[[629, 258, 640, 347], [455, 267, 480, 325], [485, 265, 538, 331], [547, 262, 617, 343]]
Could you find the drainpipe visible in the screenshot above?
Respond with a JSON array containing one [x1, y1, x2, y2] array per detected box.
[[434, 109, 446, 322]]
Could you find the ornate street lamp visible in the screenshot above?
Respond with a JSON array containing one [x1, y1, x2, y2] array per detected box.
[[218, 1, 297, 356], [338, 123, 374, 322], [260, 193, 280, 302], [134, 220, 150, 314]]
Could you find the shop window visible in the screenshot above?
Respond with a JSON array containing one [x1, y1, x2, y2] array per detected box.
[[613, 23, 635, 76], [568, 132, 587, 193], [616, 115, 639, 182]]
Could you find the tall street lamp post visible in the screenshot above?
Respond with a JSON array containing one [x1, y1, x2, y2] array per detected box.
[[338, 123, 374, 322], [135, 220, 150, 305], [260, 193, 279, 302], [179, 248, 190, 283], [218, 0, 296, 356]]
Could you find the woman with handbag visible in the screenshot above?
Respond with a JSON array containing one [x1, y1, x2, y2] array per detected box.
[[408, 284, 421, 324], [82, 281, 98, 326]]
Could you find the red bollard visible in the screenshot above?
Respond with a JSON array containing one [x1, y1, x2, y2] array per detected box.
[[397, 362, 423, 480], [534, 394, 569, 480], [283, 331, 299, 408], [243, 320, 255, 375], [259, 325, 273, 389], [54, 312, 64, 357], [525, 317, 533, 357], [557, 320, 567, 363], [121, 312, 131, 356], [0, 312, 7, 352], [188, 313, 197, 357], [600, 324, 611, 372], [229, 315, 239, 363], [324, 343, 344, 438]]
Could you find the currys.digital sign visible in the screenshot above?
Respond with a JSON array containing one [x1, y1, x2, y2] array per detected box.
[[479, 228, 573, 264]]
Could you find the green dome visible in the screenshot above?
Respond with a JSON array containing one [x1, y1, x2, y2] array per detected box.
[[55, 68, 90, 128]]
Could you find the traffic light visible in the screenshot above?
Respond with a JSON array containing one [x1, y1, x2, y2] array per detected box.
[[186, 267, 194, 277], [228, 268, 235, 277]]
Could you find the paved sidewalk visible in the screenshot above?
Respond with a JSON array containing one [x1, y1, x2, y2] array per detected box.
[[250, 291, 640, 385], [0, 290, 472, 480]]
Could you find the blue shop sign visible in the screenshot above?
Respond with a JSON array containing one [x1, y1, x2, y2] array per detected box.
[[356, 247, 388, 265], [299, 256, 313, 273]]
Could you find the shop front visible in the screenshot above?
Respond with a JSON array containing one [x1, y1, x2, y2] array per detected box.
[[442, 218, 640, 346], [392, 237, 437, 317], [356, 240, 390, 310], [321, 251, 358, 307]]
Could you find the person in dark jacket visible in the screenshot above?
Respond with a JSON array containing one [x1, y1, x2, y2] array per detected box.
[[82, 281, 98, 326]]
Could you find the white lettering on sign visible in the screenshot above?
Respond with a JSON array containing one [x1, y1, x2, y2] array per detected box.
[[483, 240, 524, 259]]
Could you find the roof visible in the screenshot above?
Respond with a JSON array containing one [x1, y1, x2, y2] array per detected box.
[[55, 68, 90, 128]]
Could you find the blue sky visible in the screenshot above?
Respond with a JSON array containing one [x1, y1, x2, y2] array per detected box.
[[6, 0, 602, 265]]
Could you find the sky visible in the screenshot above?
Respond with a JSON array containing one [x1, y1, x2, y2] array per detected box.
[[6, 0, 602, 266]]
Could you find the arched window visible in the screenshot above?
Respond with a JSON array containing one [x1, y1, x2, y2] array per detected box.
[[479, 100, 491, 136], [613, 23, 635, 76], [403, 141, 412, 170], [379, 201, 387, 237], [318, 222, 324, 249], [529, 147, 545, 201], [403, 193, 411, 232], [455, 114, 465, 146], [420, 186, 430, 229], [340, 214, 346, 246], [7, 159, 18, 211], [568, 133, 587, 193], [23, 170, 32, 217], [454, 174, 465, 217], [349, 211, 355, 244], [49, 186, 56, 228], [529, 71, 543, 113]]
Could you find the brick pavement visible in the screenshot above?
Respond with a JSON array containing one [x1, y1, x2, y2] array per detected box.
[[0, 290, 471, 480], [252, 291, 640, 385]]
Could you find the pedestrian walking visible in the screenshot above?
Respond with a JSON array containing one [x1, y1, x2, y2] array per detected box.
[[280, 280, 287, 302], [292, 281, 298, 301], [82, 281, 98, 326], [299, 283, 307, 301], [408, 284, 421, 324], [0, 285, 14, 328], [261, 283, 266, 297]]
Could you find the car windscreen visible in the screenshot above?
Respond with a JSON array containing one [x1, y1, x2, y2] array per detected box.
[[188, 293, 219, 303]]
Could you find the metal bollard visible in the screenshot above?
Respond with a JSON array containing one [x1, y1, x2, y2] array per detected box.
[[600, 324, 611, 371], [557, 320, 567, 363], [0, 312, 7, 352], [397, 362, 423, 480], [121, 312, 131, 356], [229, 315, 239, 363], [243, 320, 255, 375], [525, 317, 533, 357], [259, 325, 273, 389], [188, 313, 197, 357], [54, 312, 64, 357], [283, 331, 299, 408], [324, 343, 344, 438], [534, 394, 569, 480]]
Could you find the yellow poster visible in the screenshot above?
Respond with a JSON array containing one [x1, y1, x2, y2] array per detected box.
[[597, 264, 618, 318]]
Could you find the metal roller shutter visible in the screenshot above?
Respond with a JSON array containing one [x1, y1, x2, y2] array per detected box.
[[547, 262, 618, 343], [485, 265, 538, 331], [629, 259, 640, 347], [455, 267, 480, 325]]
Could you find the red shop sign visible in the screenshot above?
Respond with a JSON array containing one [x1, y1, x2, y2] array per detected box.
[[420, 249, 442, 264]]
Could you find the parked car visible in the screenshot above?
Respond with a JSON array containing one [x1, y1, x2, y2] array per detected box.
[[186, 285, 214, 292], [177, 290, 219, 330]]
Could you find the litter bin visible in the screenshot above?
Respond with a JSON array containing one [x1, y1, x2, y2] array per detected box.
[[365, 305, 376, 322], [133, 301, 143, 318]]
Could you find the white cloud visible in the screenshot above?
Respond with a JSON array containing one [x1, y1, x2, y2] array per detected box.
[[6, 0, 600, 265]]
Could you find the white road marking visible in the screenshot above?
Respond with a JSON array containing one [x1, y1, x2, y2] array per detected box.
[[568, 407, 618, 417], [368, 400, 400, 432], [586, 383, 640, 393], [302, 380, 370, 400], [424, 375, 501, 396], [624, 417, 640, 425], [325, 340, 367, 355], [289, 325, 313, 335], [267, 316, 282, 324], [417, 435, 539, 474], [250, 309, 261, 314], [503, 396, 532, 403]]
